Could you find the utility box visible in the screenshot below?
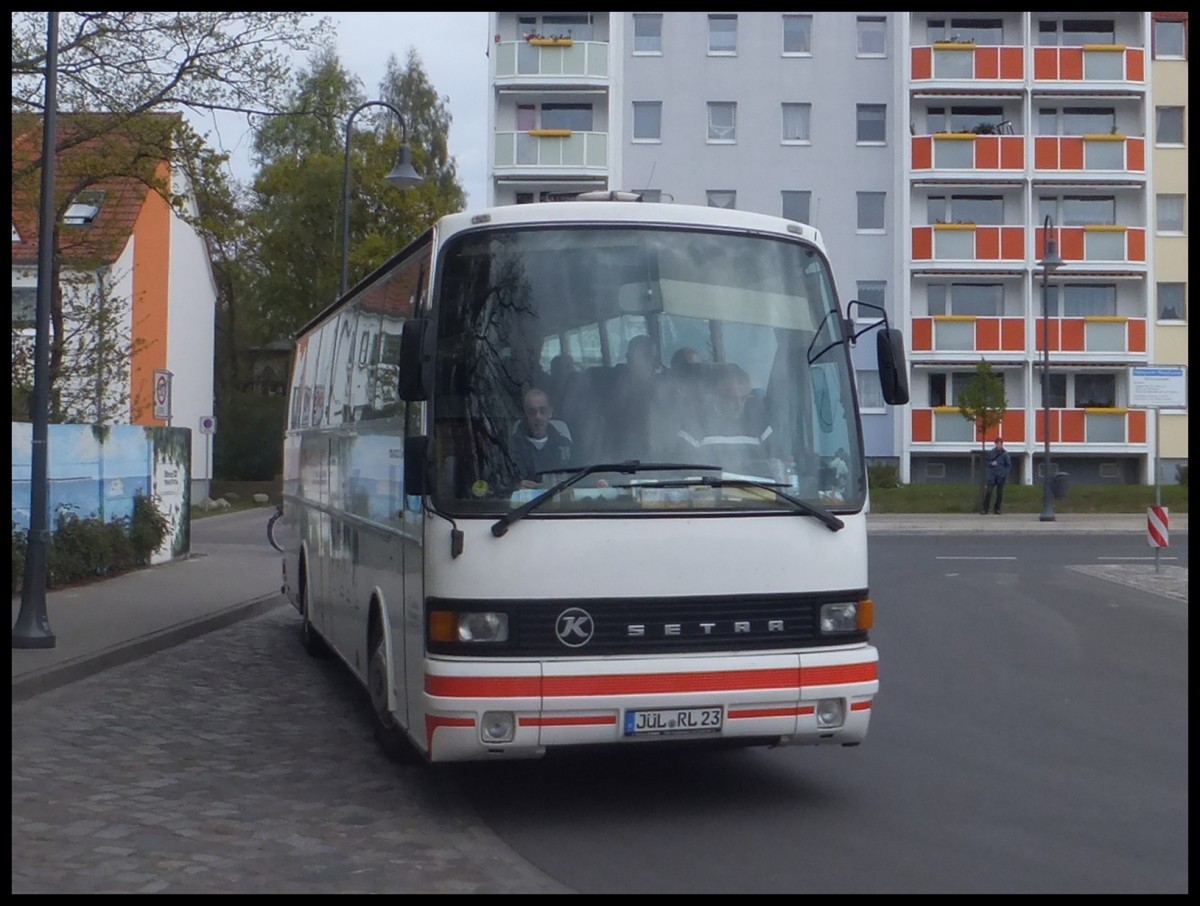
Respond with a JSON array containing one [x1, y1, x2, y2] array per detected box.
[[1052, 472, 1069, 500]]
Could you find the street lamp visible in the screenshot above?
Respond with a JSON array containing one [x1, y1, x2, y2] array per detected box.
[[340, 100, 423, 295], [1038, 214, 1064, 523]]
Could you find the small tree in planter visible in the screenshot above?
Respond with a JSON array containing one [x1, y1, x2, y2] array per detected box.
[[958, 360, 1008, 507]]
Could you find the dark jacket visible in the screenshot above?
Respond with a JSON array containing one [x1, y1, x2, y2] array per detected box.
[[510, 423, 573, 483], [985, 446, 1011, 481]]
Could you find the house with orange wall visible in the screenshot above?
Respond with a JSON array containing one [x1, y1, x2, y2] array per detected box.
[[11, 113, 217, 501]]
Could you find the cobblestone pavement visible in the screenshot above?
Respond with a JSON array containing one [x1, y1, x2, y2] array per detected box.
[[11, 607, 574, 895], [1067, 563, 1189, 603]]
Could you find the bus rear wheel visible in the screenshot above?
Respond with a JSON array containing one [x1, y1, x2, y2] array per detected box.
[[368, 623, 422, 764], [298, 569, 329, 658]]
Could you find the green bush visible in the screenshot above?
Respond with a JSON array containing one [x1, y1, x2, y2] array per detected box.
[[1177, 464, 1188, 487], [11, 493, 170, 592], [868, 461, 900, 489]]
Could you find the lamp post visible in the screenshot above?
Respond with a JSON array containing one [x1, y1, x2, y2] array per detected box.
[[13, 12, 60, 649], [340, 100, 423, 296], [1038, 214, 1064, 523]]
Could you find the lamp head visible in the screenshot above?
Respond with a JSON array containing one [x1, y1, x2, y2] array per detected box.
[[385, 144, 423, 190]]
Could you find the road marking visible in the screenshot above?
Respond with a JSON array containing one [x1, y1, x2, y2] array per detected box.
[[936, 556, 1018, 561], [1098, 555, 1179, 561]]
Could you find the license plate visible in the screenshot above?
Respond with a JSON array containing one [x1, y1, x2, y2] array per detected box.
[[624, 706, 723, 736]]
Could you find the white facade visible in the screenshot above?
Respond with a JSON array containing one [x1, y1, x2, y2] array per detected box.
[[487, 11, 1186, 485]]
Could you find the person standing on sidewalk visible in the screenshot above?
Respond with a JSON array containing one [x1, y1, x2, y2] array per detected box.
[[981, 438, 1011, 515]]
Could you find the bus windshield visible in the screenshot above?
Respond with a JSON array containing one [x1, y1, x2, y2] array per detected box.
[[431, 223, 863, 516]]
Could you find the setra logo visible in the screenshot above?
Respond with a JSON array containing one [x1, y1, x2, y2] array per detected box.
[[555, 607, 595, 647]]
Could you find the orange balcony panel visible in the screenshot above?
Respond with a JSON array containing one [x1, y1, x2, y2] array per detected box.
[[1061, 228, 1085, 262], [1061, 319, 1086, 352], [1035, 318, 1060, 352], [1060, 48, 1084, 80], [976, 227, 1000, 260], [913, 226, 933, 260], [912, 317, 933, 352], [1127, 228, 1145, 262], [1001, 410, 1025, 443], [1126, 48, 1144, 82], [1000, 136, 1023, 169], [1060, 137, 1084, 170], [1129, 409, 1146, 444], [912, 47, 932, 80], [1033, 47, 1058, 80], [1000, 226, 1024, 260], [975, 136, 999, 169], [975, 46, 1000, 79], [1034, 137, 1059, 170], [1127, 318, 1146, 353], [1000, 318, 1024, 351], [1126, 137, 1144, 171], [1060, 410, 1085, 443], [999, 47, 1023, 79], [912, 409, 933, 443], [975, 318, 1000, 350], [912, 136, 932, 170]]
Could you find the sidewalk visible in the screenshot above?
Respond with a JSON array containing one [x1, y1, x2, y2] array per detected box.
[[12, 509, 1188, 702]]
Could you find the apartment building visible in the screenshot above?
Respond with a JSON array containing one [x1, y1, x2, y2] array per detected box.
[[486, 11, 1188, 486]]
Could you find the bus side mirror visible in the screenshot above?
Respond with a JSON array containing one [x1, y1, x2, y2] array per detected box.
[[398, 319, 431, 401], [876, 328, 910, 406], [404, 434, 429, 497]]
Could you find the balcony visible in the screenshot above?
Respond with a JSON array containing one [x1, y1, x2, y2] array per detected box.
[[912, 224, 1025, 263], [911, 43, 1024, 82], [911, 407, 1147, 445], [1033, 135, 1145, 175], [1032, 45, 1144, 84], [912, 316, 1147, 356], [494, 39, 609, 82], [494, 130, 608, 172], [1037, 224, 1146, 265], [912, 133, 1025, 174]]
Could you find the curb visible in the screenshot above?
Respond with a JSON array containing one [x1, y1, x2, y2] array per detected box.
[[11, 594, 286, 704]]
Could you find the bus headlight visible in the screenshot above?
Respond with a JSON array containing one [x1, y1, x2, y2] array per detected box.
[[820, 599, 873, 634], [481, 711, 515, 744], [815, 698, 846, 729], [430, 611, 509, 643]]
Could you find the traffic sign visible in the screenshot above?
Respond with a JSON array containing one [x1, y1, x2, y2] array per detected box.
[[199, 415, 217, 435], [1129, 365, 1186, 409], [1147, 506, 1169, 548], [153, 369, 173, 420]]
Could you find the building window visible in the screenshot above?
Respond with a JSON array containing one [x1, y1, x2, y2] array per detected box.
[[1156, 107, 1185, 145], [1060, 106, 1116, 136], [857, 16, 887, 56], [857, 192, 885, 231], [1074, 373, 1116, 408], [929, 194, 1003, 225], [62, 189, 107, 226], [633, 14, 662, 54], [856, 104, 887, 143], [707, 102, 737, 142], [1157, 283, 1185, 321], [781, 190, 811, 223], [928, 17, 1003, 44], [12, 286, 37, 327], [783, 14, 812, 54], [1038, 19, 1115, 46], [781, 103, 811, 142], [1044, 374, 1067, 408], [541, 103, 593, 132], [856, 281, 885, 309], [1061, 284, 1116, 318], [927, 283, 1002, 316], [707, 190, 736, 210], [1152, 18, 1186, 59], [927, 104, 1006, 135], [708, 15, 737, 54], [515, 193, 534, 205], [1156, 194, 1185, 233], [1046, 195, 1115, 226], [929, 371, 1005, 407], [856, 370, 885, 409], [633, 102, 662, 141]]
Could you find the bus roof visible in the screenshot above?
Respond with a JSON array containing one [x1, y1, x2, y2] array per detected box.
[[436, 200, 825, 250]]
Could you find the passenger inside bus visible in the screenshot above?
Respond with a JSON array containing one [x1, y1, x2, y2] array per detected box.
[[509, 387, 573, 487]]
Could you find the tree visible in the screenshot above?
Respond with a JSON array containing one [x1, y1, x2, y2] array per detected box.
[[11, 12, 334, 423], [958, 360, 1008, 499]]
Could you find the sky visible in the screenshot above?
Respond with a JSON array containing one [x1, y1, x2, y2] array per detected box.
[[189, 12, 491, 207]]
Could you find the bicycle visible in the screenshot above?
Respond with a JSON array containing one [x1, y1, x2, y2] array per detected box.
[[267, 504, 284, 552]]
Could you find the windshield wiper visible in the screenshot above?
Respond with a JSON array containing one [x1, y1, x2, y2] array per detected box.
[[490, 461, 720, 538], [613, 476, 845, 532]]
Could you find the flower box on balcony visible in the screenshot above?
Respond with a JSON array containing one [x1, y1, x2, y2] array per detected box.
[[526, 35, 573, 47], [528, 128, 572, 137]]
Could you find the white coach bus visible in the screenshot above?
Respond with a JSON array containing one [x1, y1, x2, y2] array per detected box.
[[278, 194, 909, 763]]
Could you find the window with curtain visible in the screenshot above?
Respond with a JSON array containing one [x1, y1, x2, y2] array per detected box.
[[707, 102, 737, 141], [633, 102, 662, 140], [783, 14, 812, 54], [781, 103, 811, 142]]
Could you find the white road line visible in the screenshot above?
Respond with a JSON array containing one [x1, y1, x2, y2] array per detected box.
[[1098, 556, 1180, 561], [935, 556, 1018, 560]]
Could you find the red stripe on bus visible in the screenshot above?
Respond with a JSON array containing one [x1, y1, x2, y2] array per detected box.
[[424, 714, 475, 753], [850, 700, 873, 712], [519, 715, 617, 728], [728, 706, 815, 720]]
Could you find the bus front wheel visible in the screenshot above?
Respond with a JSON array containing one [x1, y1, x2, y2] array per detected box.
[[368, 620, 422, 764]]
